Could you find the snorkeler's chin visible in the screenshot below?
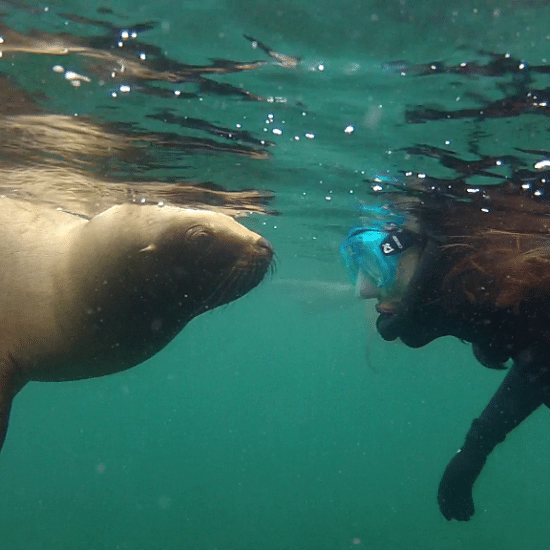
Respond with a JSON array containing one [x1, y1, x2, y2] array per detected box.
[[375, 302, 404, 341], [375, 302, 442, 348]]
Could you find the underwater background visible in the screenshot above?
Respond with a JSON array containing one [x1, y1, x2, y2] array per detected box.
[[2, 0, 550, 548]]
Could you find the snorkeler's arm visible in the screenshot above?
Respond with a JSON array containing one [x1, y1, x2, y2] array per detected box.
[[437, 360, 545, 521]]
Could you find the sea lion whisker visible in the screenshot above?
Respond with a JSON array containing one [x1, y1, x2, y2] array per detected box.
[[269, 255, 278, 277], [201, 262, 254, 309]]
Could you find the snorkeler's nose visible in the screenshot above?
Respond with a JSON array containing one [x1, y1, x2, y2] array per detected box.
[[356, 270, 380, 299]]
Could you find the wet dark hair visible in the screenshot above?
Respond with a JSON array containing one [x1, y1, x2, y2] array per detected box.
[[366, 50, 550, 522], [369, 163, 550, 353]]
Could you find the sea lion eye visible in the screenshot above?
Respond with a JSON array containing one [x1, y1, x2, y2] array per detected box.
[[186, 226, 212, 247]]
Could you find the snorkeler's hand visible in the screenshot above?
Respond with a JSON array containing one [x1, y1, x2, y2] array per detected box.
[[437, 447, 486, 521]]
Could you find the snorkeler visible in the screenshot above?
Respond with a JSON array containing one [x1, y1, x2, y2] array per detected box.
[[341, 201, 550, 521]]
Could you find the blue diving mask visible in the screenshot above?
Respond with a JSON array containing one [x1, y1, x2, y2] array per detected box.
[[340, 214, 421, 289]]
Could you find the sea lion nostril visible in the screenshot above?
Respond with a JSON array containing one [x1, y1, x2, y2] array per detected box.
[[257, 237, 274, 256]]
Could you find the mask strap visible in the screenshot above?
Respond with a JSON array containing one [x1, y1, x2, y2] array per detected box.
[[380, 229, 421, 256]]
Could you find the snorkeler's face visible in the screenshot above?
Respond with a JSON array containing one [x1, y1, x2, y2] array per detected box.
[[355, 270, 380, 299], [355, 246, 421, 303], [375, 239, 446, 347]]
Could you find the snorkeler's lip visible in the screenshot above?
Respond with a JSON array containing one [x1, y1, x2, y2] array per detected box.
[[375, 301, 398, 314]]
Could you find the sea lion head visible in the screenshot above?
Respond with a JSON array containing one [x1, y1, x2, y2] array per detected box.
[[60, 203, 274, 373], [129, 205, 274, 313]]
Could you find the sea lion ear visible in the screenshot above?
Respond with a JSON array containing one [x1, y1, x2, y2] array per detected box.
[[472, 343, 509, 370]]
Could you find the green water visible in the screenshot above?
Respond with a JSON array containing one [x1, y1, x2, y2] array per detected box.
[[2, 1, 550, 548]]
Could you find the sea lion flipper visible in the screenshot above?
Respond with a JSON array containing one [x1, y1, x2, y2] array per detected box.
[[0, 398, 13, 453], [0, 355, 24, 453]]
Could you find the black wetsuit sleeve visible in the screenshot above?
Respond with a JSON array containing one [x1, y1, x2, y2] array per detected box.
[[437, 361, 546, 521]]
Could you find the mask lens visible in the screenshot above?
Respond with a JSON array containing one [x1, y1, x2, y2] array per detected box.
[[357, 252, 386, 287], [341, 228, 397, 288]]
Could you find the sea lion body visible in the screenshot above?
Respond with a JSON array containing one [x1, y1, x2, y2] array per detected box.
[[0, 197, 272, 449]]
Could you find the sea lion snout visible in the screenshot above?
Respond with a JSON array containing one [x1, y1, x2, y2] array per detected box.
[[241, 236, 274, 267], [176, 215, 274, 283], [256, 237, 273, 255]]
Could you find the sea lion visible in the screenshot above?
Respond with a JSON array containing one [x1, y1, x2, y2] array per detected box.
[[0, 197, 273, 453]]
